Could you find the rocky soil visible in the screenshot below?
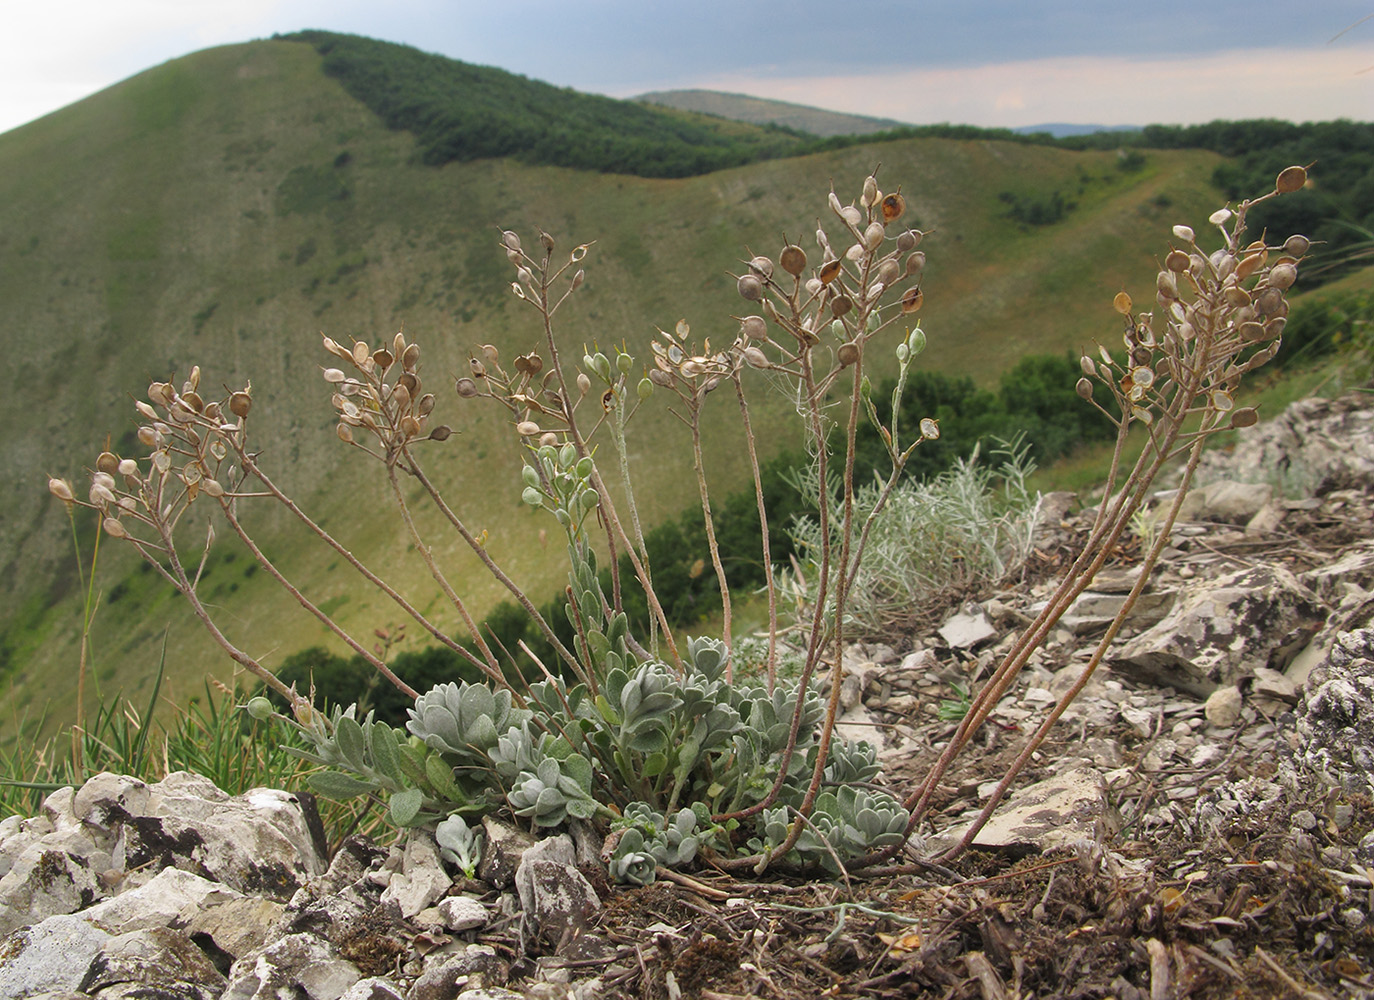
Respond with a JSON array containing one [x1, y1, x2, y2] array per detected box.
[[3, 394, 1374, 1000]]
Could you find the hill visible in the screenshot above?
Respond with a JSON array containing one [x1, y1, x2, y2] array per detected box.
[[635, 89, 910, 137], [0, 35, 1240, 735]]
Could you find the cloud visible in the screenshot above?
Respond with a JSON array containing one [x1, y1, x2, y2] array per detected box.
[[686, 44, 1374, 128]]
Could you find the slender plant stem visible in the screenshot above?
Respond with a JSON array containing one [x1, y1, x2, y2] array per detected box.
[[216, 500, 420, 699], [229, 452, 486, 676], [688, 400, 732, 658], [400, 455, 582, 675], [732, 373, 778, 690], [385, 465, 504, 685]]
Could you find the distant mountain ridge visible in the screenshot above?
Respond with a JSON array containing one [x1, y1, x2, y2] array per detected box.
[[635, 89, 910, 138], [1015, 123, 1141, 139]]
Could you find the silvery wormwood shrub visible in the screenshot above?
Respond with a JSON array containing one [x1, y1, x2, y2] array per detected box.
[[53, 165, 1311, 880]]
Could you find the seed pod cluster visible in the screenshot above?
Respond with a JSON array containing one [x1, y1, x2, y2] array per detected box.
[[319, 331, 448, 459], [1079, 171, 1309, 436], [730, 173, 930, 390]]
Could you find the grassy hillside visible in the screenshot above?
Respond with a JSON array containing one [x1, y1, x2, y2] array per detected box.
[[0, 37, 1238, 737], [636, 90, 910, 138], [283, 31, 810, 176]]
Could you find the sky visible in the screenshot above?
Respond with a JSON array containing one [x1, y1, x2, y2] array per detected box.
[[2, 1, 1372, 137]]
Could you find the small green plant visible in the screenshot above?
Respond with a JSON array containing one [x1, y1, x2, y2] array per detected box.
[[434, 813, 483, 878], [789, 436, 1041, 638], [51, 164, 1311, 879], [937, 681, 972, 722]]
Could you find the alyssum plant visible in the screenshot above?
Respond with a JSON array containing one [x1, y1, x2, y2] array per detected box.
[[51, 165, 1309, 881]]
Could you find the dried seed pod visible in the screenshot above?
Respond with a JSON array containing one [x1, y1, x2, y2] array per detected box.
[[1156, 271, 1178, 299], [1172, 224, 1195, 243], [896, 229, 922, 252], [336, 423, 354, 443], [539, 229, 555, 253], [502, 230, 521, 251], [828, 191, 844, 215], [351, 341, 370, 366], [398, 371, 420, 397], [749, 256, 774, 278], [403, 343, 421, 372], [138, 426, 158, 447], [1224, 286, 1252, 308], [1209, 208, 1233, 226], [102, 517, 128, 539], [1080, 356, 1096, 376], [577, 372, 592, 396], [182, 390, 204, 413], [1210, 389, 1234, 411], [455, 377, 478, 398], [202, 478, 225, 497], [1076, 377, 1094, 399], [743, 346, 769, 368], [904, 251, 925, 277], [1283, 235, 1310, 257], [323, 368, 346, 384], [737, 274, 764, 301], [779, 244, 807, 277], [831, 295, 853, 318], [1238, 321, 1266, 342], [875, 258, 901, 288], [1267, 262, 1297, 290], [741, 315, 768, 340], [841, 206, 862, 228], [845, 242, 866, 262], [819, 259, 842, 285], [862, 174, 878, 207], [1255, 287, 1284, 314], [117, 458, 138, 477], [400, 415, 422, 439], [920, 417, 940, 439], [837, 342, 860, 367], [516, 420, 540, 437], [900, 287, 924, 314], [373, 348, 394, 371], [881, 192, 906, 223], [1265, 316, 1286, 338], [1235, 253, 1265, 281], [1275, 165, 1306, 194], [48, 478, 75, 504], [538, 431, 558, 447], [648, 369, 673, 387], [97, 451, 119, 475], [1229, 407, 1259, 429], [1113, 292, 1133, 315], [863, 221, 885, 250], [148, 382, 173, 407], [417, 393, 436, 418], [1165, 249, 1190, 273], [805, 277, 823, 297], [228, 391, 252, 419]]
